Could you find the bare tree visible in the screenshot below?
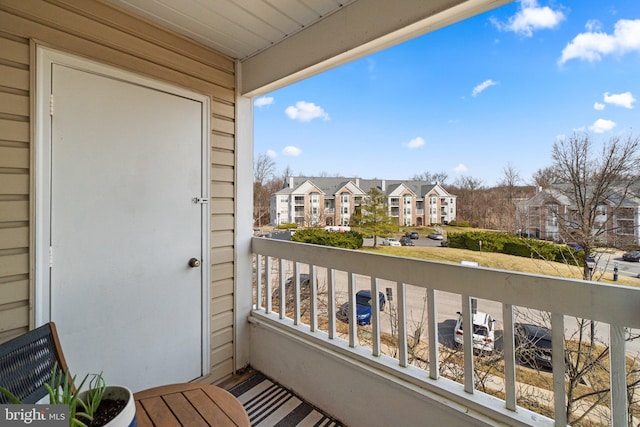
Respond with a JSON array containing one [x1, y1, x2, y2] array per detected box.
[[280, 165, 293, 187], [254, 153, 276, 186], [254, 153, 277, 226], [500, 162, 522, 204], [451, 175, 485, 227], [531, 166, 558, 189], [492, 163, 524, 231], [412, 171, 449, 184], [551, 132, 640, 279]]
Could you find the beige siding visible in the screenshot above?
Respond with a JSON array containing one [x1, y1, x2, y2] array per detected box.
[[0, 30, 30, 342], [0, 0, 237, 382]]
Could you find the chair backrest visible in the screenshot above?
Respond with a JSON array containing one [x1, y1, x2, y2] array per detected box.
[[0, 322, 70, 404]]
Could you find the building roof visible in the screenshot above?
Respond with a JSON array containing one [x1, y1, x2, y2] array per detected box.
[[281, 176, 455, 199]]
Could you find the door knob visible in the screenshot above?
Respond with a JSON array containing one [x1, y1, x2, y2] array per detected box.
[[188, 258, 201, 268]]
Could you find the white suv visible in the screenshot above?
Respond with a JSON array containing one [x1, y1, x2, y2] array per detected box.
[[454, 311, 495, 353]]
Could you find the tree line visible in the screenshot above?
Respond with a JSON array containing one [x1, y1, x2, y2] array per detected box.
[[255, 132, 640, 267]]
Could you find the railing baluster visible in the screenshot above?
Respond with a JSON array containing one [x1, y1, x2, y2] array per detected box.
[[371, 277, 380, 357], [502, 303, 516, 411], [348, 272, 357, 347], [279, 258, 286, 319], [427, 288, 438, 380], [398, 282, 408, 367], [462, 294, 474, 394], [551, 312, 566, 427], [310, 264, 318, 332], [293, 262, 300, 325], [328, 268, 336, 339], [610, 324, 627, 427], [256, 254, 262, 310], [250, 239, 640, 425], [265, 256, 272, 314]]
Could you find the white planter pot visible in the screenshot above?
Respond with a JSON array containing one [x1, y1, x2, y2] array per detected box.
[[78, 385, 137, 427]]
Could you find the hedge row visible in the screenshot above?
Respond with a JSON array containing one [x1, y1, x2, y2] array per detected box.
[[291, 229, 364, 249], [276, 223, 298, 230], [447, 231, 581, 266]]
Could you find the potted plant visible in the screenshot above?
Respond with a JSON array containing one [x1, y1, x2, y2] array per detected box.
[[1, 363, 136, 427]]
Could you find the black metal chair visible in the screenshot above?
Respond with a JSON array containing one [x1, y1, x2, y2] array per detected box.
[[0, 322, 70, 403]]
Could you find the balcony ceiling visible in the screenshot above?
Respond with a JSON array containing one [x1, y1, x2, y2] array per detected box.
[[106, 0, 511, 94]]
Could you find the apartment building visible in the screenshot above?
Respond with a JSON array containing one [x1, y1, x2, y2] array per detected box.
[[517, 186, 640, 246], [270, 176, 457, 227]]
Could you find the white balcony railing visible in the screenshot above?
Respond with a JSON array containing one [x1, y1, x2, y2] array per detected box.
[[250, 238, 640, 427]]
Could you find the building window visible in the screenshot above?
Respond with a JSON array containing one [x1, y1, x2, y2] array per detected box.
[[547, 204, 558, 227]]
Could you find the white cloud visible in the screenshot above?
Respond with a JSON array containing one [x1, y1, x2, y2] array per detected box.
[[453, 163, 468, 173], [254, 96, 274, 107], [472, 79, 498, 97], [285, 101, 330, 122], [589, 118, 616, 134], [594, 102, 605, 111], [282, 146, 302, 156], [559, 19, 640, 64], [266, 149, 277, 158], [585, 19, 602, 32], [491, 0, 565, 37], [405, 137, 425, 149], [604, 91, 635, 109]]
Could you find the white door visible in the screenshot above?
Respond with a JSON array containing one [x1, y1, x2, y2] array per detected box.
[[38, 51, 208, 392]]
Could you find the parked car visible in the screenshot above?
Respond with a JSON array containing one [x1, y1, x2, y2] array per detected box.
[[338, 290, 386, 325], [406, 231, 419, 239], [566, 242, 583, 251], [399, 236, 415, 246], [622, 251, 640, 262], [440, 239, 449, 247], [273, 274, 312, 299], [514, 323, 553, 369], [381, 238, 401, 247], [427, 232, 444, 240], [454, 311, 495, 353]]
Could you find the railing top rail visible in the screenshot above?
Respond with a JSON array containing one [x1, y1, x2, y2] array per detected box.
[[251, 237, 640, 328]]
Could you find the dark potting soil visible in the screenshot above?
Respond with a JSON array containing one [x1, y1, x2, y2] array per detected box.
[[79, 398, 127, 427]]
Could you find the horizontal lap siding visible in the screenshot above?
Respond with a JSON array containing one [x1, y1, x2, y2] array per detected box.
[[0, 0, 237, 382], [0, 31, 30, 341]]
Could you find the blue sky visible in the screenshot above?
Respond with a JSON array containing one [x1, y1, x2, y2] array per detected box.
[[253, 1, 640, 186]]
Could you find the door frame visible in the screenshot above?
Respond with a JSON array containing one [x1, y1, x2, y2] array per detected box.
[[34, 46, 211, 375]]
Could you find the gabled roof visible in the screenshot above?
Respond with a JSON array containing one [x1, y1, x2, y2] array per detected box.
[[521, 188, 572, 208], [520, 184, 640, 209], [282, 176, 456, 199], [387, 183, 417, 197], [279, 179, 325, 196]]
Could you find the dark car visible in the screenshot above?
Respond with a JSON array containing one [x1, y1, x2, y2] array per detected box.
[[622, 251, 640, 262], [338, 290, 386, 325], [273, 274, 312, 299], [399, 236, 415, 246], [408, 231, 419, 239], [514, 323, 553, 369]]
